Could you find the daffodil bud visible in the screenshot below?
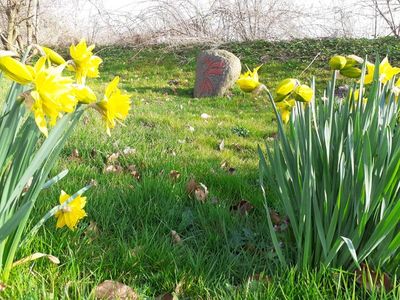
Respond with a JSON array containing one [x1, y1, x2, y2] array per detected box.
[[0, 56, 33, 85], [340, 67, 362, 79], [329, 55, 347, 70], [294, 84, 313, 102], [275, 78, 299, 102], [42, 46, 66, 66]]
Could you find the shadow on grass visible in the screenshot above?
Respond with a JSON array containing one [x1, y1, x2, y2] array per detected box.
[[126, 85, 194, 97]]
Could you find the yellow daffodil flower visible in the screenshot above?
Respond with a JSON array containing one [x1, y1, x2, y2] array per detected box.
[[69, 39, 102, 84], [29, 57, 77, 136], [365, 57, 400, 85], [42, 46, 66, 66], [351, 88, 367, 104], [329, 55, 347, 70], [236, 65, 262, 92], [73, 84, 97, 104], [276, 99, 295, 124], [275, 78, 299, 102], [97, 76, 131, 135], [294, 84, 313, 103], [0, 55, 33, 84], [55, 190, 87, 230]]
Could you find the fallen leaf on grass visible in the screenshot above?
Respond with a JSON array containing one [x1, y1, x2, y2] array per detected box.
[[156, 293, 175, 300], [68, 148, 81, 161], [104, 165, 123, 174], [220, 161, 236, 174], [107, 152, 120, 163], [12, 252, 60, 267], [94, 280, 138, 300], [186, 178, 209, 202], [122, 147, 136, 156], [270, 210, 281, 225], [171, 230, 182, 244], [194, 183, 208, 203], [186, 178, 198, 195], [218, 139, 225, 151], [0, 282, 6, 292], [355, 263, 393, 292], [230, 200, 254, 216], [169, 170, 181, 181]]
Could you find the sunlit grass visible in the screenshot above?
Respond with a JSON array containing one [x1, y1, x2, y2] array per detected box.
[[3, 39, 400, 298]]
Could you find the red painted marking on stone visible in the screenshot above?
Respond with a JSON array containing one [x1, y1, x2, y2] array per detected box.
[[199, 57, 226, 94]]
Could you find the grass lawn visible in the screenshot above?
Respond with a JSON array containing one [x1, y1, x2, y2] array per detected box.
[[2, 38, 400, 299]]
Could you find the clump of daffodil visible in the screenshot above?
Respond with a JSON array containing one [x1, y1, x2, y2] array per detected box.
[[55, 190, 87, 230], [69, 39, 102, 84], [96, 76, 131, 135], [329, 55, 363, 79], [236, 65, 262, 92], [275, 78, 313, 103], [364, 57, 400, 85]]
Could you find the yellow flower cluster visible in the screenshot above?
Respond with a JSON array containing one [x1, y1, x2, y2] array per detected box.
[[330, 55, 400, 103], [275, 78, 313, 124], [0, 39, 131, 137], [236, 64, 313, 124], [329, 55, 363, 78]]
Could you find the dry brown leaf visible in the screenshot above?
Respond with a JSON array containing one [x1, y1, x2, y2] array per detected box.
[[186, 178, 198, 195], [230, 200, 254, 216], [156, 293, 174, 300], [104, 165, 123, 174], [131, 171, 141, 181], [107, 152, 120, 163], [270, 210, 282, 225], [171, 230, 182, 244], [94, 280, 138, 300], [218, 139, 225, 151], [69, 148, 81, 161], [220, 161, 236, 174], [0, 282, 6, 292], [12, 252, 60, 267], [194, 183, 208, 203], [169, 170, 181, 181], [122, 147, 136, 156], [71, 148, 80, 158], [355, 263, 393, 292]]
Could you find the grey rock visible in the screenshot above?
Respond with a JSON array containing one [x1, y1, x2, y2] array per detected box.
[[193, 49, 241, 98]]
